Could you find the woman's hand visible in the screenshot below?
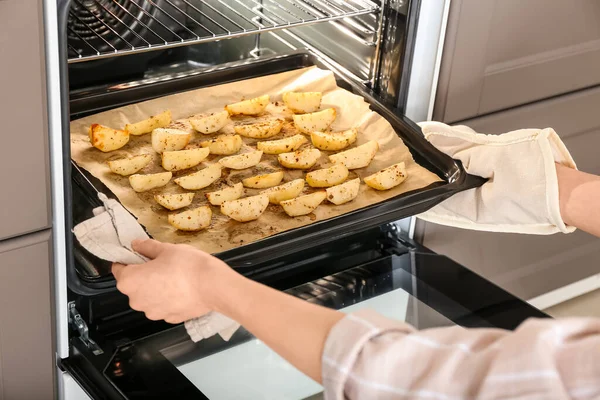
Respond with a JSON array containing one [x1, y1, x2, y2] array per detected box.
[[112, 239, 238, 323]]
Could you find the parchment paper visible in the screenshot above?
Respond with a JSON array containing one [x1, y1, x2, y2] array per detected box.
[[71, 67, 441, 254]]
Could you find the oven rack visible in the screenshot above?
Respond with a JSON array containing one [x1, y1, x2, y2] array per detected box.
[[67, 0, 380, 63]]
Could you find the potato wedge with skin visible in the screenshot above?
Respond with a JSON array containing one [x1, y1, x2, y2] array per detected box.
[[174, 164, 222, 190], [310, 128, 357, 151], [242, 171, 284, 189], [305, 164, 349, 188], [225, 95, 270, 116], [256, 134, 307, 154], [261, 179, 305, 205], [364, 162, 407, 191], [189, 110, 230, 134], [151, 128, 192, 154], [161, 148, 210, 172], [206, 182, 244, 206], [280, 191, 327, 217], [326, 178, 360, 205], [277, 148, 321, 170], [154, 193, 195, 210], [89, 124, 129, 152], [168, 206, 212, 231], [129, 172, 172, 192], [219, 150, 263, 170], [283, 92, 322, 114], [221, 194, 269, 222], [125, 110, 172, 136], [234, 119, 283, 139], [107, 154, 151, 176], [329, 140, 379, 170], [200, 134, 242, 155], [293, 108, 336, 134]]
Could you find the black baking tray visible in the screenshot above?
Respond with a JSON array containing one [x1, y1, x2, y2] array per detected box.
[[69, 50, 485, 289]]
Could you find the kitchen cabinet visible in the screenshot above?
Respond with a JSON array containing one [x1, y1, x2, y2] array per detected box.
[[433, 0, 600, 123]]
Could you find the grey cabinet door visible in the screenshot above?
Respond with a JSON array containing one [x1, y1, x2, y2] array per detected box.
[[419, 86, 600, 302], [434, 0, 600, 123], [0, 0, 51, 240], [0, 230, 55, 400]]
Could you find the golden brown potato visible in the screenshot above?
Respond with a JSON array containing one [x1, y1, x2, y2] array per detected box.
[[242, 171, 284, 189], [221, 194, 269, 222], [107, 154, 151, 176], [234, 119, 283, 139], [305, 164, 349, 188], [277, 148, 321, 169], [225, 95, 270, 116], [256, 134, 307, 155], [89, 124, 130, 152], [174, 164, 222, 190], [206, 182, 244, 206], [325, 178, 360, 205], [364, 162, 407, 190], [219, 150, 263, 170], [168, 206, 212, 231], [128, 172, 172, 192], [125, 110, 172, 136], [151, 128, 192, 154], [282, 92, 322, 114], [328, 140, 379, 169], [200, 134, 243, 155], [260, 179, 305, 204], [310, 128, 357, 151], [293, 108, 336, 134], [154, 193, 195, 210], [280, 191, 327, 217], [189, 110, 230, 134], [161, 148, 210, 172]]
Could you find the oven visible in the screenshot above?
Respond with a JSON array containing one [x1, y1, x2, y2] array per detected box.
[[38, 1, 548, 399]]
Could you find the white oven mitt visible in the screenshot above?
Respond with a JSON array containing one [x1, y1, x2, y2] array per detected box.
[[417, 122, 577, 235], [73, 193, 240, 342]]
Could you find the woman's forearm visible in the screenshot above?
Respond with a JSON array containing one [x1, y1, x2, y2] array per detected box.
[[556, 163, 600, 237]]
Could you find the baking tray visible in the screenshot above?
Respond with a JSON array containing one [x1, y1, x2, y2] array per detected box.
[[70, 50, 485, 288]]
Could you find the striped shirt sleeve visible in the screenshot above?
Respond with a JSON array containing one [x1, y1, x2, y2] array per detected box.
[[322, 309, 600, 400]]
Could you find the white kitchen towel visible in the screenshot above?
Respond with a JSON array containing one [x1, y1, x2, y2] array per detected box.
[[417, 122, 577, 235], [73, 193, 240, 342]]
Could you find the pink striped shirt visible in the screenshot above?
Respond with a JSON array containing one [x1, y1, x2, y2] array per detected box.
[[322, 309, 600, 399]]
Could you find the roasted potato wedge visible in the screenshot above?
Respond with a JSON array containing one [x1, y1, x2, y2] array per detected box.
[[225, 95, 270, 116], [206, 182, 244, 206], [174, 164, 222, 190], [161, 148, 210, 172], [364, 162, 407, 191], [154, 193, 195, 210], [242, 171, 284, 189], [107, 154, 151, 176], [168, 206, 212, 231], [305, 164, 349, 188], [280, 191, 327, 217], [256, 134, 307, 154], [326, 178, 360, 205], [125, 110, 172, 136], [189, 110, 230, 134], [219, 150, 263, 170], [261, 179, 305, 205], [310, 128, 357, 151], [200, 134, 243, 155], [221, 194, 269, 222], [128, 172, 172, 192], [89, 124, 129, 152], [282, 91, 322, 114], [329, 140, 379, 170], [277, 148, 321, 169], [293, 108, 336, 134], [234, 119, 283, 139], [151, 128, 192, 154]]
